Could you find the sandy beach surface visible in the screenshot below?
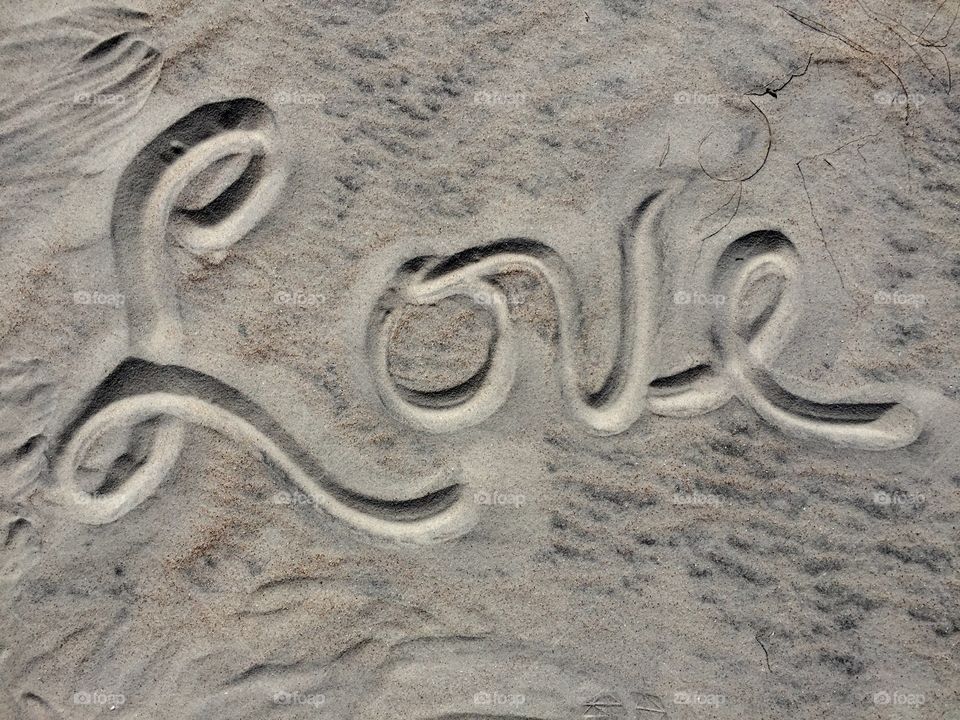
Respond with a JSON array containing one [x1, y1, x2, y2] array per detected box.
[[1, 1, 959, 718]]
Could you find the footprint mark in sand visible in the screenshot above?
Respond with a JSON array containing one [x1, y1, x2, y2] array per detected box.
[[0, 7, 162, 188], [369, 190, 922, 450], [51, 100, 471, 543]]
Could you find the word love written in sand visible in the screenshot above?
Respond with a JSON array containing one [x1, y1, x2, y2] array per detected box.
[[370, 194, 920, 451], [50, 98, 921, 544]]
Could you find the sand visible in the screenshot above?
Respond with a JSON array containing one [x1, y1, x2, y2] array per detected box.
[[1, 0, 959, 718]]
